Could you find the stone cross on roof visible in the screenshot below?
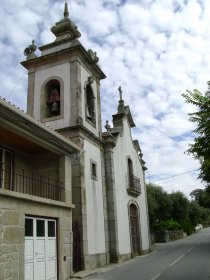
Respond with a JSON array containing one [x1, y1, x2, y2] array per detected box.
[[118, 86, 123, 101], [64, 1, 69, 18]]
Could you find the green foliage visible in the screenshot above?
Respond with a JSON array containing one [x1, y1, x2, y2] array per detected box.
[[153, 219, 182, 231], [170, 191, 190, 223], [190, 188, 210, 209], [182, 86, 210, 184], [180, 219, 194, 236], [189, 201, 203, 227], [147, 183, 210, 235], [147, 183, 172, 230]]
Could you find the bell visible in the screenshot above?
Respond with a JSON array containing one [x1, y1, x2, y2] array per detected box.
[[51, 102, 59, 114]]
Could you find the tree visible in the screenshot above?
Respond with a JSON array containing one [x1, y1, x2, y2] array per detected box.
[[147, 183, 172, 230], [170, 191, 190, 224], [147, 183, 210, 234], [189, 201, 203, 228], [190, 188, 210, 209], [182, 83, 210, 184], [169, 191, 194, 234]]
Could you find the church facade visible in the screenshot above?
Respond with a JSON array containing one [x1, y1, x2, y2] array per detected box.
[[0, 3, 150, 279]]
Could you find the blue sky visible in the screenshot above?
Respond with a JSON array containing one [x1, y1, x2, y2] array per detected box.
[[1, 0, 209, 197]]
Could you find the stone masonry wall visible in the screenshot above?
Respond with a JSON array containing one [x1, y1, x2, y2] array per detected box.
[[0, 192, 74, 280], [154, 230, 185, 243], [0, 209, 24, 280]]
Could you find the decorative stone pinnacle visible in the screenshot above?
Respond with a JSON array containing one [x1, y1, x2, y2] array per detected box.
[[105, 120, 111, 131], [24, 40, 37, 60], [51, 1, 81, 41], [118, 86, 123, 101], [88, 49, 99, 63], [64, 2, 69, 18]]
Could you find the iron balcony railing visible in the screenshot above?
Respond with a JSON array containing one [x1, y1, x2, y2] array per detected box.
[[126, 174, 141, 196], [0, 168, 64, 201]]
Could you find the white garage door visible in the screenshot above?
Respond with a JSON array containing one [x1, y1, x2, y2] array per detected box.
[[24, 217, 57, 280]]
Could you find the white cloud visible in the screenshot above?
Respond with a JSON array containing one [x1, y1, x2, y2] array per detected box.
[[0, 0, 209, 198]]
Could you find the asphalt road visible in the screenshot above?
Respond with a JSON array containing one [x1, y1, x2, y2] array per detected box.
[[88, 227, 210, 280]]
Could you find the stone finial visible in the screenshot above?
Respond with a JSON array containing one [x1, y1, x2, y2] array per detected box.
[[51, 2, 81, 42], [24, 40, 37, 60], [105, 120, 111, 131], [88, 49, 99, 63]]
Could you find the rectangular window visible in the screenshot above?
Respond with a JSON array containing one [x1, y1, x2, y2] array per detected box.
[[48, 220, 56, 237], [90, 159, 97, 181], [25, 218, 33, 237], [36, 220, 45, 237]]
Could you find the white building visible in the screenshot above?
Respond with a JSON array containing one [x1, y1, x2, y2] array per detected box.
[[0, 3, 151, 279]]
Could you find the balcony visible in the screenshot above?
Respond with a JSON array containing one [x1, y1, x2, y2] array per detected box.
[[0, 169, 64, 202], [127, 174, 141, 197]]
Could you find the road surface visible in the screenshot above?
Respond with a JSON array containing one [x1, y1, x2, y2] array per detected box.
[[88, 227, 210, 280]]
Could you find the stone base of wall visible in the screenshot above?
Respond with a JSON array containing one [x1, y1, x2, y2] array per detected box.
[[117, 253, 131, 263], [141, 249, 151, 255], [84, 253, 109, 270], [154, 230, 185, 243], [84, 251, 134, 271], [83, 251, 133, 270]]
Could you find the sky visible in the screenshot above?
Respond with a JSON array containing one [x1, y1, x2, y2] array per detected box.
[[0, 0, 209, 198]]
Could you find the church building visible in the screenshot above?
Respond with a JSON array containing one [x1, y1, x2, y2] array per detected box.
[[0, 3, 151, 279]]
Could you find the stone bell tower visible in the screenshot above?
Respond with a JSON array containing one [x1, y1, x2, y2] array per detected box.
[[21, 3, 106, 138], [22, 3, 109, 272]]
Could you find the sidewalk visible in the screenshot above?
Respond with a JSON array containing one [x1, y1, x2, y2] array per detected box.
[[71, 252, 154, 279], [71, 263, 120, 279]]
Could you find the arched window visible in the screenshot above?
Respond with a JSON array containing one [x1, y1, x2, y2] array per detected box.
[[85, 84, 95, 124], [45, 79, 61, 117]]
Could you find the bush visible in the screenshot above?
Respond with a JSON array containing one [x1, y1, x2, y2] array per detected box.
[[153, 219, 182, 231], [180, 220, 194, 235]]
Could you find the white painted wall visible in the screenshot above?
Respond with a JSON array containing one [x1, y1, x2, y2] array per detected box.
[[113, 118, 150, 254], [34, 63, 71, 130], [84, 140, 106, 254]]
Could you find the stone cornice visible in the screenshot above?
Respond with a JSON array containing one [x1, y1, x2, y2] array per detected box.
[[21, 42, 106, 80], [0, 188, 75, 209], [57, 125, 105, 148]]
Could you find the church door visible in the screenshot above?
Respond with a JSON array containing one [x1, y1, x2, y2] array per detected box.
[[130, 204, 139, 255]]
